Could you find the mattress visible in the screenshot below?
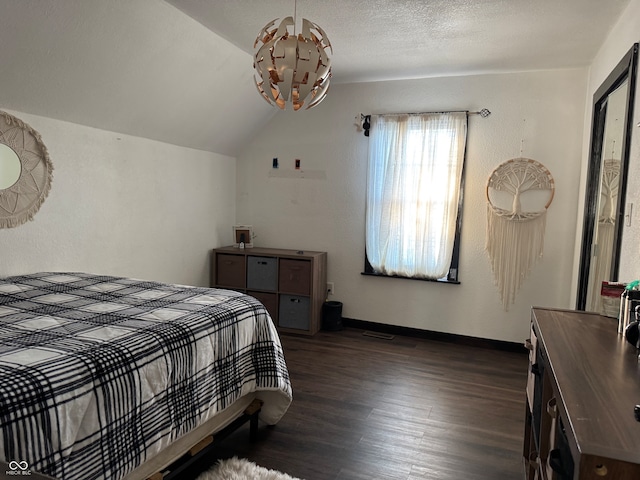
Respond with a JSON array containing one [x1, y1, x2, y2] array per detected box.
[[0, 272, 292, 480]]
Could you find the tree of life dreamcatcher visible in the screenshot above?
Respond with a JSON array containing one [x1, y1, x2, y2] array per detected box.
[[587, 158, 620, 312], [485, 158, 555, 310]]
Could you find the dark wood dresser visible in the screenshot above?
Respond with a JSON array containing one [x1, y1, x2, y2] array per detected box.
[[524, 307, 640, 479]]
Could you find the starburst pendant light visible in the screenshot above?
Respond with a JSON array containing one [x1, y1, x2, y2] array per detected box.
[[253, 2, 332, 111]]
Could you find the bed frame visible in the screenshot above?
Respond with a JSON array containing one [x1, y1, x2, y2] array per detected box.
[[126, 395, 263, 480], [1, 397, 264, 480]]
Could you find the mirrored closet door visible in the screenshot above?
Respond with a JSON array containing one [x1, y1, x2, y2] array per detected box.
[[577, 43, 638, 311]]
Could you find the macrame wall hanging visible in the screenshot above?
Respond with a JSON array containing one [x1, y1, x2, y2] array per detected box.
[[486, 157, 555, 310], [0, 110, 53, 228], [588, 157, 620, 312]]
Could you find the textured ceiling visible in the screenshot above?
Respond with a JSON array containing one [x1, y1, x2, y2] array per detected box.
[[0, 0, 631, 155], [167, 0, 631, 83]]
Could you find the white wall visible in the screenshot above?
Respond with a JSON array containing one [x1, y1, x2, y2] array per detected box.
[[237, 69, 587, 343], [572, 0, 640, 292], [0, 0, 274, 156], [0, 110, 236, 286]]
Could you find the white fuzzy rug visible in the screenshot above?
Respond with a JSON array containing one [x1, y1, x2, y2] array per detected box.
[[196, 457, 303, 480]]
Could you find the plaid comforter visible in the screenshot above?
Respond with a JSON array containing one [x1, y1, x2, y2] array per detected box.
[[0, 273, 292, 480]]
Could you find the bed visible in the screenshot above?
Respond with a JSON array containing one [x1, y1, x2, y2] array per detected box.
[[0, 272, 292, 480]]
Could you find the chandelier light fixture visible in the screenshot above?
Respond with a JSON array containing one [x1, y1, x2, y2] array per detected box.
[[253, 1, 332, 111]]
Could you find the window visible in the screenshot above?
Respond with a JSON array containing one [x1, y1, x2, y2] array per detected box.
[[364, 112, 468, 282]]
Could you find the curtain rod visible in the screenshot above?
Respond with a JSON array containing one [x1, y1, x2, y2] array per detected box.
[[356, 108, 490, 136], [360, 108, 491, 118]]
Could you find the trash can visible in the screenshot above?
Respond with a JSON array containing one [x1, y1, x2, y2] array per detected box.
[[322, 300, 343, 331]]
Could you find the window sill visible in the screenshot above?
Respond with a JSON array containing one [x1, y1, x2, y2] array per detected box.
[[360, 271, 460, 285]]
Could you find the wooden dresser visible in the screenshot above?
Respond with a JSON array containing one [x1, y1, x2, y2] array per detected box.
[[524, 307, 640, 479], [211, 246, 327, 335]]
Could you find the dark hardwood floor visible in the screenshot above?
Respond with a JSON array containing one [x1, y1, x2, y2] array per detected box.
[[190, 327, 528, 479]]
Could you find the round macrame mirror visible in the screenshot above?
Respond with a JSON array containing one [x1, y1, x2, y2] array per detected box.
[[0, 111, 53, 228], [485, 158, 555, 310]]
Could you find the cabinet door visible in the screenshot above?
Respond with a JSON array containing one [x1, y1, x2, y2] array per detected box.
[[547, 416, 574, 480], [526, 327, 537, 411], [279, 258, 311, 295], [545, 397, 558, 480], [216, 253, 246, 288]]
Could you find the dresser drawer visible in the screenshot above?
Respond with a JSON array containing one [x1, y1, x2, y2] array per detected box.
[[216, 253, 246, 288], [279, 258, 311, 295], [247, 256, 278, 291], [279, 295, 310, 330], [525, 325, 537, 411], [248, 291, 278, 322]]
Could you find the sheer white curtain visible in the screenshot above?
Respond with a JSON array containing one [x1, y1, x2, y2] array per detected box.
[[365, 112, 468, 279]]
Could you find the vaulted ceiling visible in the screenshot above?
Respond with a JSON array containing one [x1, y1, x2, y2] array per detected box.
[[168, 0, 631, 84], [0, 0, 630, 156]]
